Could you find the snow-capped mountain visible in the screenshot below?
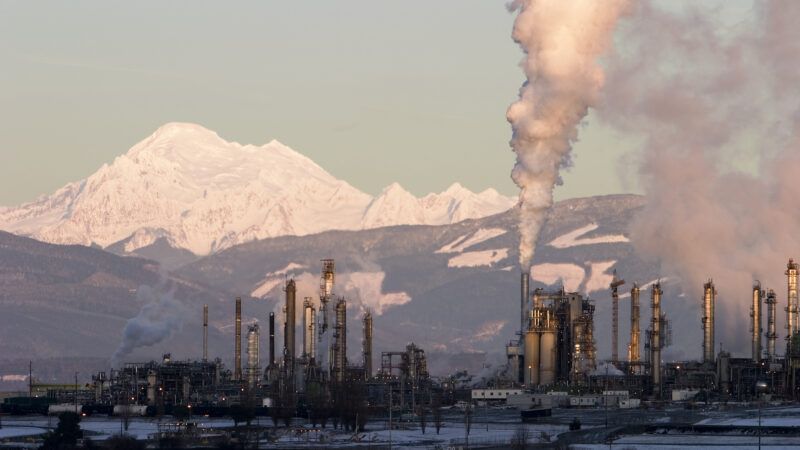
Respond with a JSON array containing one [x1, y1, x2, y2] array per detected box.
[[0, 123, 515, 255]]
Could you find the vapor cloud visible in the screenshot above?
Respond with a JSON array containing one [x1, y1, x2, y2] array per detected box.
[[600, 0, 800, 353], [111, 280, 187, 366]]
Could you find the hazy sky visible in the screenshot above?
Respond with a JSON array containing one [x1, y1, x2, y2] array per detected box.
[[0, 1, 746, 205]]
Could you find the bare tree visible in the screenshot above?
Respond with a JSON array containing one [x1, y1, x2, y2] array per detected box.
[[432, 400, 443, 435], [510, 426, 530, 450]]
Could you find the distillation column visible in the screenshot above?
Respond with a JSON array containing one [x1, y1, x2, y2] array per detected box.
[[651, 283, 663, 396], [246, 324, 260, 388], [629, 284, 640, 362], [303, 298, 317, 361], [702, 280, 716, 365], [610, 271, 625, 363], [203, 304, 208, 362], [235, 297, 242, 381], [787, 259, 799, 350], [766, 289, 777, 362], [363, 310, 373, 379], [752, 283, 763, 362], [285, 280, 297, 368], [333, 298, 347, 383]]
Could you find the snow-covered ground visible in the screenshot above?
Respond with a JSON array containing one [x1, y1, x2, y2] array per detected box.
[[436, 227, 508, 253], [447, 248, 509, 268], [531, 263, 585, 292], [548, 223, 629, 249]]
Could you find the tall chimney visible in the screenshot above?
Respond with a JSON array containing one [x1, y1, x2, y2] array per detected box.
[[766, 289, 777, 362], [363, 310, 373, 380], [609, 270, 625, 363], [521, 272, 530, 336], [787, 259, 799, 350], [203, 304, 208, 362], [702, 280, 716, 364], [650, 282, 662, 397], [751, 283, 763, 363], [629, 283, 640, 363], [269, 312, 276, 366], [235, 297, 242, 381]]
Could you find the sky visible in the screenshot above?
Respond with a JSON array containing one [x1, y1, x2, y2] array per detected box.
[[0, 0, 642, 206], [0, 1, 749, 206]]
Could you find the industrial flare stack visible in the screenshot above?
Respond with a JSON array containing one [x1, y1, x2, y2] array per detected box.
[[610, 271, 625, 364]]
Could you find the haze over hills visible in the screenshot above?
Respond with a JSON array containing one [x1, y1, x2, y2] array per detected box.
[[0, 123, 515, 258]]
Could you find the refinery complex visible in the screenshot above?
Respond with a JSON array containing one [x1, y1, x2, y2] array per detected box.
[[503, 260, 800, 403]]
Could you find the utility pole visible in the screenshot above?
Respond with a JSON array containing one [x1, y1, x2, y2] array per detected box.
[[74, 372, 78, 414]]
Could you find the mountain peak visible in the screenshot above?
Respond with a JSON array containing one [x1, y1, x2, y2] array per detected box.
[[0, 123, 515, 256]]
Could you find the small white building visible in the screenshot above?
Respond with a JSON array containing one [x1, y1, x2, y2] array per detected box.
[[569, 395, 600, 407], [671, 389, 700, 401], [471, 388, 523, 403]]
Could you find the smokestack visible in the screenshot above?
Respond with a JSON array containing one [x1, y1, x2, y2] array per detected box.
[[766, 289, 777, 362], [203, 304, 208, 362], [702, 280, 716, 364], [521, 272, 529, 336], [363, 310, 373, 380], [333, 297, 347, 383], [246, 324, 260, 388], [303, 298, 317, 361], [629, 283, 640, 363], [752, 283, 763, 363], [787, 259, 798, 350], [235, 297, 242, 381], [269, 312, 275, 366], [285, 280, 297, 365], [650, 282, 662, 397], [610, 270, 625, 363]]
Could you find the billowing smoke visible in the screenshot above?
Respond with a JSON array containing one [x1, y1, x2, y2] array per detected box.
[[600, 0, 800, 354], [507, 0, 630, 269], [111, 281, 187, 366]]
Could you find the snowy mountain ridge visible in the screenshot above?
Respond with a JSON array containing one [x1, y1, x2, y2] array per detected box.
[[0, 123, 516, 255]]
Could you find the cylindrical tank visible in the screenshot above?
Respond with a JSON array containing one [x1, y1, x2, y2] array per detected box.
[[303, 298, 316, 360], [523, 330, 540, 386], [539, 329, 557, 385]]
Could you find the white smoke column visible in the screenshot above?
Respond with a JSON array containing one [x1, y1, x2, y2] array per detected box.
[[111, 282, 187, 366], [507, 0, 630, 269]]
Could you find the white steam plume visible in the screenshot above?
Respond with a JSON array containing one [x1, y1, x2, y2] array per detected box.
[[111, 281, 187, 366], [507, 0, 630, 269]]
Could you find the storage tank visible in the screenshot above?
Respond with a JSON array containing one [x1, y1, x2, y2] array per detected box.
[[523, 330, 540, 386], [539, 329, 557, 385]]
